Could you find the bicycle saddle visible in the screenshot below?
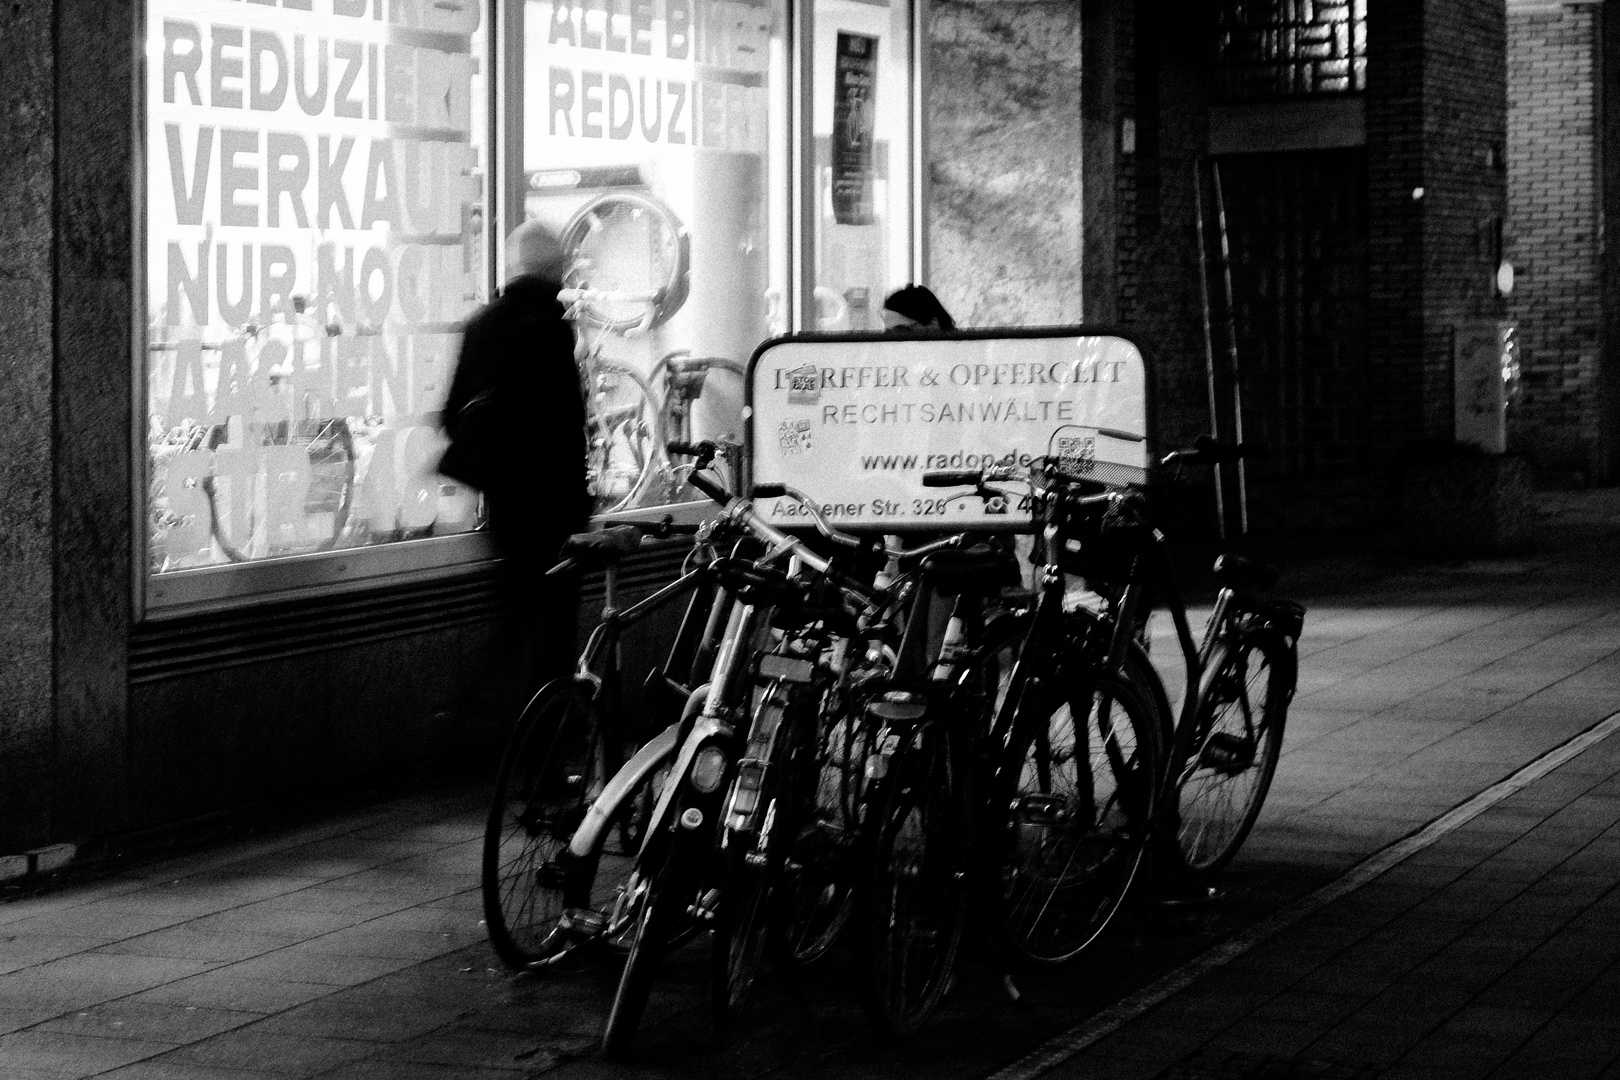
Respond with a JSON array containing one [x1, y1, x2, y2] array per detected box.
[[560, 525, 644, 569], [1212, 554, 1278, 592], [921, 545, 1022, 596]]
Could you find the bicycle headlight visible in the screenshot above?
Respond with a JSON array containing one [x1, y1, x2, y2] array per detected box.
[[689, 746, 728, 793]]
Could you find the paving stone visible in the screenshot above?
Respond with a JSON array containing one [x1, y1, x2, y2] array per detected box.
[[153, 1030, 376, 1075], [128, 972, 338, 1013], [95, 1063, 292, 1080], [213, 946, 418, 987], [0, 1027, 177, 1075], [35, 1000, 264, 1044], [0, 932, 114, 975], [245, 994, 456, 1044], [92, 928, 299, 964]]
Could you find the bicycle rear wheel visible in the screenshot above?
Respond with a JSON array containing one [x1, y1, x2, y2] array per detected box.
[[1174, 629, 1291, 876], [481, 679, 616, 969], [859, 712, 967, 1036], [989, 669, 1160, 966]]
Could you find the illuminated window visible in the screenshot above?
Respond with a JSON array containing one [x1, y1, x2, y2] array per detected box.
[[143, 0, 493, 580], [1214, 0, 1367, 101], [520, 0, 792, 515]]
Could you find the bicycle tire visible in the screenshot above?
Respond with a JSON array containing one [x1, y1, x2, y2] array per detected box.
[[561, 190, 691, 334], [767, 685, 861, 968], [988, 667, 1161, 966], [1173, 628, 1292, 877], [206, 418, 355, 562], [859, 710, 968, 1036], [295, 417, 355, 551], [710, 680, 813, 1028], [481, 679, 616, 969], [587, 359, 665, 515], [600, 820, 694, 1059]]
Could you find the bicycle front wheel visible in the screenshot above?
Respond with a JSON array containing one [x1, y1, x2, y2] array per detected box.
[[859, 715, 967, 1036], [587, 359, 665, 515], [1174, 629, 1291, 876], [601, 823, 694, 1058], [989, 670, 1160, 966], [481, 679, 613, 969], [711, 680, 813, 1028]]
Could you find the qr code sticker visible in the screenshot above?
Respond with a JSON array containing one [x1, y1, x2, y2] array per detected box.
[[1056, 434, 1096, 473]]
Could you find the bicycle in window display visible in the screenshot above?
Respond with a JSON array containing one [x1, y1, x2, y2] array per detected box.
[[147, 295, 359, 568], [557, 189, 747, 513]]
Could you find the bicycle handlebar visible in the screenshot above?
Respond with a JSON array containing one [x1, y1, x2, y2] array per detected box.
[[557, 287, 661, 306], [1161, 434, 1265, 467]]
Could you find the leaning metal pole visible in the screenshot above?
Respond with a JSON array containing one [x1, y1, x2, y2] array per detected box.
[[1193, 159, 1227, 541], [1211, 159, 1249, 537]]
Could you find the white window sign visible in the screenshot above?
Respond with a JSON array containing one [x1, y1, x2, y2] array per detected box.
[[144, 0, 491, 576]]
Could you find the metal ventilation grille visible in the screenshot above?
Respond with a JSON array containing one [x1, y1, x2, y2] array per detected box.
[[130, 543, 691, 684]]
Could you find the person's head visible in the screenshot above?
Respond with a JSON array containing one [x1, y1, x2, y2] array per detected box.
[[505, 220, 569, 283], [881, 284, 955, 332]]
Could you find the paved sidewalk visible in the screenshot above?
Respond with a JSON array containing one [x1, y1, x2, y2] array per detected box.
[[3, 491, 1620, 1079]]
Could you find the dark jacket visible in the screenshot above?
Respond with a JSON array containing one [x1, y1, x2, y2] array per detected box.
[[442, 276, 591, 550]]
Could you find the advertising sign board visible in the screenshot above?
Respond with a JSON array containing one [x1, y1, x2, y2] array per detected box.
[[747, 330, 1151, 531]]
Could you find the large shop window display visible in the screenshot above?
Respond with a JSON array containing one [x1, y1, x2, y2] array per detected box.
[[145, 0, 492, 576], [523, 0, 790, 514]]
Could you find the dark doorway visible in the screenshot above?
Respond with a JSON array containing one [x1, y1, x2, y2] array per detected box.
[[1208, 147, 1370, 528]]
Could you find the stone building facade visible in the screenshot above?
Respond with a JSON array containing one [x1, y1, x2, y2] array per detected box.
[[0, 0, 1585, 861]]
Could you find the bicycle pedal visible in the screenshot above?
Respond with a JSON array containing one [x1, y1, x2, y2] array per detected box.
[[534, 860, 577, 891], [557, 907, 609, 942], [1198, 733, 1255, 773], [689, 888, 721, 921]]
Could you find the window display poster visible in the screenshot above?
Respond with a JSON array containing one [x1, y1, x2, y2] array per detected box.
[[750, 334, 1149, 530], [831, 31, 876, 226], [144, 0, 490, 576]]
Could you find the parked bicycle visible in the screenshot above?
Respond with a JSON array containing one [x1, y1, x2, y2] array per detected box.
[[480, 511, 740, 968], [926, 427, 1305, 888], [597, 440, 1165, 1049]]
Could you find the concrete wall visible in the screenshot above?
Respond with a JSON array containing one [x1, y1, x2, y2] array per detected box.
[[0, 0, 59, 848], [926, 0, 1083, 328]]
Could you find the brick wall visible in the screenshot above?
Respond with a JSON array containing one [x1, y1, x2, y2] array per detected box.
[[1363, 0, 1508, 504], [1506, 3, 1603, 476]]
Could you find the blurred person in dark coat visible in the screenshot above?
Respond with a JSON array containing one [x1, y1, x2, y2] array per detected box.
[[442, 221, 591, 701]]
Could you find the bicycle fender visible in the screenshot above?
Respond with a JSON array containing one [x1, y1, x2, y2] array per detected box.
[[637, 714, 732, 861], [568, 722, 681, 860]]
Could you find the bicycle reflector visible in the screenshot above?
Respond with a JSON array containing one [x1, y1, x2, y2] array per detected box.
[[690, 746, 728, 793]]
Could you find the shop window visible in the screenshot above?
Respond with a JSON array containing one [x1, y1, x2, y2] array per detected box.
[[143, 0, 494, 590], [519, 0, 791, 516], [811, 0, 912, 334]]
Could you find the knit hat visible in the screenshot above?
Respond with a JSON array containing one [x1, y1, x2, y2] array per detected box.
[[882, 285, 956, 330]]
